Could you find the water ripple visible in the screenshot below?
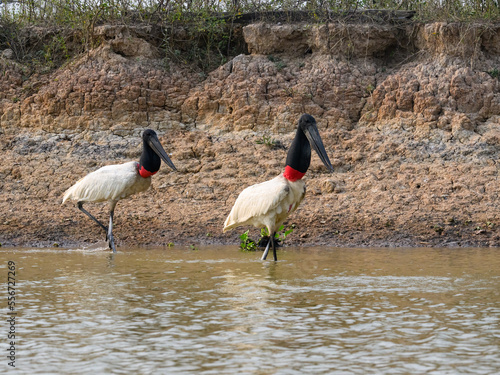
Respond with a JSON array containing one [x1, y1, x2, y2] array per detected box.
[[1, 247, 499, 374]]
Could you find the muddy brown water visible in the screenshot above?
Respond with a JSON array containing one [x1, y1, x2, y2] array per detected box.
[[0, 246, 499, 374]]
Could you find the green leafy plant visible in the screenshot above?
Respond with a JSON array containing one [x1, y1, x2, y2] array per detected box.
[[256, 135, 286, 150], [239, 230, 257, 251], [261, 224, 295, 243], [275, 61, 287, 71], [267, 55, 286, 71], [487, 68, 500, 79], [239, 224, 294, 252], [256, 135, 276, 147], [44, 35, 70, 68]]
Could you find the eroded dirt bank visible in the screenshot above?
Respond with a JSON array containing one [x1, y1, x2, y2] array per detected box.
[[1, 20, 500, 249]]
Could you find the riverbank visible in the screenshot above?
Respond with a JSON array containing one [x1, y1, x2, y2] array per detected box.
[[1, 17, 500, 249]]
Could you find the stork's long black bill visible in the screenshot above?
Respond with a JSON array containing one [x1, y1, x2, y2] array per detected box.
[[304, 126, 334, 172], [148, 134, 177, 171]]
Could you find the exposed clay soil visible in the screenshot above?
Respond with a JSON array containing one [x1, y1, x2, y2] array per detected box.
[[1, 19, 500, 249]]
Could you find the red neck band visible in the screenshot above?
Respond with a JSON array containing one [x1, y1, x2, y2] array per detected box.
[[138, 165, 157, 178], [283, 165, 305, 182]]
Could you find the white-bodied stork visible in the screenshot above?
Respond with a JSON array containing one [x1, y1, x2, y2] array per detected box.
[[62, 129, 176, 252], [223, 114, 334, 261]]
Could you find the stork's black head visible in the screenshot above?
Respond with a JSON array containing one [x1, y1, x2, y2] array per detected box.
[[284, 114, 334, 180], [138, 129, 177, 178]]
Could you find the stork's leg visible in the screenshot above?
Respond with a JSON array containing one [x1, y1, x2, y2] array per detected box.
[[271, 232, 277, 261], [107, 209, 116, 253], [261, 232, 277, 261], [107, 202, 117, 253], [261, 238, 271, 261], [77, 202, 108, 234]]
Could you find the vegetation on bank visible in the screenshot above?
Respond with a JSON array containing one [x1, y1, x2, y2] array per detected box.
[[1, 0, 500, 25], [1, 0, 500, 71]]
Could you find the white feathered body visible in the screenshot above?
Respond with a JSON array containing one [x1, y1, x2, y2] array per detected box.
[[223, 175, 306, 233], [62, 161, 151, 205]]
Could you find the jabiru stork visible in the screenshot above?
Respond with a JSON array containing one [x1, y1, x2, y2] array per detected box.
[[223, 114, 334, 261], [62, 129, 177, 252]]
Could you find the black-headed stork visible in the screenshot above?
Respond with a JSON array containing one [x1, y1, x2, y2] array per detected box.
[[62, 129, 176, 252], [223, 114, 334, 261]]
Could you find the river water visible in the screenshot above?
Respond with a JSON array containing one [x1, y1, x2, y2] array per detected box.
[[0, 246, 499, 374]]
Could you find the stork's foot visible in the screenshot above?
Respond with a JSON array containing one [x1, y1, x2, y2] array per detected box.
[[108, 232, 116, 253]]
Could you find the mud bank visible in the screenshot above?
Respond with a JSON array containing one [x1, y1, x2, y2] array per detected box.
[[1, 19, 500, 248]]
